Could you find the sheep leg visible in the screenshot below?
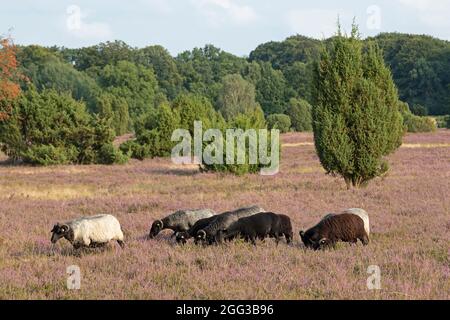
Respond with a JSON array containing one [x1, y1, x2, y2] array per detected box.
[[117, 240, 125, 249]]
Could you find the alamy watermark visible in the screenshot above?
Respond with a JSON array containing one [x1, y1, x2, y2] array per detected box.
[[367, 265, 381, 290], [67, 265, 81, 290], [171, 121, 280, 175], [366, 5, 382, 30]]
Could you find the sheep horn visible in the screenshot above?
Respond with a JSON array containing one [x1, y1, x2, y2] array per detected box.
[[197, 230, 206, 239]]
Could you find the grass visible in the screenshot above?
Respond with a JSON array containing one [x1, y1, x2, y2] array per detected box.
[[0, 130, 449, 299]]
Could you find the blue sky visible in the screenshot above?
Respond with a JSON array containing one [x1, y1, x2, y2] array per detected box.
[[2, 0, 450, 56]]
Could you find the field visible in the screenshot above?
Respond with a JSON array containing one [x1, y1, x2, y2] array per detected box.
[[0, 131, 449, 300]]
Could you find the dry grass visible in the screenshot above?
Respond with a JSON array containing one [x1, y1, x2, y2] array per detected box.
[[0, 130, 449, 299]]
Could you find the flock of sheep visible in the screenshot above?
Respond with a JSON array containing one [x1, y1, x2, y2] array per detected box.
[[50, 205, 371, 251]]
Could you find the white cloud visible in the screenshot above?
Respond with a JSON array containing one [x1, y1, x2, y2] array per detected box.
[[191, 0, 258, 26], [287, 9, 352, 39], [65, 5, 112, 40], [397, 0, 450, 28]]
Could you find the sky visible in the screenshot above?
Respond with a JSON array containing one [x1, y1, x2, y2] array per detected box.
[[2, 0, 450, 56]]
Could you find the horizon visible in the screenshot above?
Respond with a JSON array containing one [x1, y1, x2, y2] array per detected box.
[[2, 0, 450, 56], [9, 30, 450, 58]]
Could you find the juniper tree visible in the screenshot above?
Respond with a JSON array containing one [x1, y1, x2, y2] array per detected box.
[[312, 24, 404, 188]]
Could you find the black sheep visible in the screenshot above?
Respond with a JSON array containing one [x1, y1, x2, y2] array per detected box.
[[222, 212, 293, 245], [299, 213, 369, 250]]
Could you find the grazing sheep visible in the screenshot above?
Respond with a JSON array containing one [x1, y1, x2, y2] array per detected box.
[[50, 214, 125, 249], [299, 209, 370, 250], [223, 212, 293, 245], [149, 209, 215, 239], [196, 205, 265, 244], [175, 215, 218, 244]]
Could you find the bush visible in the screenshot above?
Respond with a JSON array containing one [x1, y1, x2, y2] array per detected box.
[[286, 98, 312, 132], [0, 87, 127, 165], [312, 26, 404, 188], [98, 143, 130, 164], [202, 108, 278, 175], [447, 116, 450, 129], [128, 103, 181, 159], [266, 114, 291, 133], [410, 104, 428, 116], [403, 113, 437, 132], [399, 101, 437, 132], [434, 115, 449, 128]]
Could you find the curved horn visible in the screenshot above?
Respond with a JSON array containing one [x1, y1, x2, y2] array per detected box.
[[197, 230, 207, 239], [60, 224, 70, 233]]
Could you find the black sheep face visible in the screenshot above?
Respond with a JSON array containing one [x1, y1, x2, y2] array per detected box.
[[176, 232, 188, 245], [50, 223, 69, 244], [149, 220, 163, 239], [299, 230, 328, 250]]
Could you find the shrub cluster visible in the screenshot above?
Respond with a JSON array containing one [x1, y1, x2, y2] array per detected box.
[[0, 88, 128, 165]]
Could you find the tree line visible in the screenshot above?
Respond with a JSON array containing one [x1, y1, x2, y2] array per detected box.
[[1, 28, 449, 186]]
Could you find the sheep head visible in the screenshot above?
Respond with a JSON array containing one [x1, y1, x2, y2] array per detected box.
[[175, 232, 188, 245], [149, 220, 163, 239], [195, 230, 207, 243], [50, 223, 70, 244]]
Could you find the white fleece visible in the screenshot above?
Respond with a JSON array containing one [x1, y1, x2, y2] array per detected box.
[[344, 208, 370, 236], [66, 214, 124, 246]]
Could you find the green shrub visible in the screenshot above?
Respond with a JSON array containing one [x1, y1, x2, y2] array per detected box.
[[286, 98, 312, 132], [98, 143, 130, 164], [202, 108, 278, 175], [403, 113, 437, 132], [266, 114, 291, 133], [0, 87, 127, 165], [125, 102, 181, 159], [410, 104, 428, 116], [434, 115, 449, 128], [312, 25, 404, 188]]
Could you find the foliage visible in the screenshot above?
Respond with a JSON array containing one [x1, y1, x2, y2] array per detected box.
[[410, 104, 428, 116], [125, 102, 181, 159], [266, 114, 291, 133], [313, 25, 404, 188], [0, 37, 22, 121], [216, 74, 261, 121], [96, 93, 130, 135], [286, 98, 312, 132], [18, 45, 100, 112], [0, 87, 126, 165], [255, 62, 289, 115], [202, 107, 272, 175]]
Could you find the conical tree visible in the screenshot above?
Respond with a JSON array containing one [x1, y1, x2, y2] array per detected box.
[[312, 23, 404, 188]]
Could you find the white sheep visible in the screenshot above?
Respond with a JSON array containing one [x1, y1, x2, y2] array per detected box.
[[50, 214, 125, 249]]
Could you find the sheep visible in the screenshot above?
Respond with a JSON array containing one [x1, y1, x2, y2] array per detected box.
[[299, 209, 370, 250], [50, 214, 125, 249], [196, 205, 265, 245], [222, 212, 293, 245], [175, 214, 219, 244], [148, 209, 215, 239]]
